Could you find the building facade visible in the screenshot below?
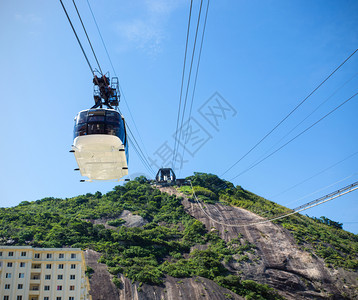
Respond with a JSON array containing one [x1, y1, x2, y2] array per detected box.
[[0, 246, 91, 300]]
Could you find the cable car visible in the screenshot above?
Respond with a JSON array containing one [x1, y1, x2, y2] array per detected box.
[[70, 74, 129, 181], [155, 168, 176, 184]]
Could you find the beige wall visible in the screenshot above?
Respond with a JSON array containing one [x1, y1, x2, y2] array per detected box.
[[0, 246, 91, 300]]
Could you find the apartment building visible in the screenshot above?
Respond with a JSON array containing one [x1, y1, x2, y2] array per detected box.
[[0, 246, 91, 300]]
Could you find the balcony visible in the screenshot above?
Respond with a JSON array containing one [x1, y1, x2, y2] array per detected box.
[[31, 264, 41, 269], [30, 284, 40, 291], [30, 275, 41, 283], [30, 273, 41, 280]]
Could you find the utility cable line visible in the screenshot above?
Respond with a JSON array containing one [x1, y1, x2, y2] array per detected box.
[[255, 173, 358, 217], [220, 48, 358, 178], [72, 0, 103, 75], [179, 0, 210, 175], [86, 0, 145, 150], [189, 180, 358, 227], [116, 108, 155, 177], [248, 72, 358, 171], [229, 91, 358, 181], [177, 0, 203, 157], [281, 173, 358, 208], [172, 0, 194, 168], [127, 126, 156, 176], [270, 150, 358, 199], [86, 0, 153, 176], [128, 136, 155, 177], [59, 0, 94, 75]]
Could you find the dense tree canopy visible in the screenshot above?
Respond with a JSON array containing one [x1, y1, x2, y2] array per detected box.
[[1, 173, 357, 298]]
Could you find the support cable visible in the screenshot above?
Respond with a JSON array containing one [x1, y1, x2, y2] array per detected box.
[[229, 91, 358, 181], [72, 0, 103, 75], [220, 48, 358, 178], [116, 108, 155, 176], [172, 0, 194, 168], [179, 0, 210, 175], [189, 180, 358, 227], [248, 72, 358, 171], [59, 0, 94, 75], [87, 0, 152, 170], [270, 150, 358, 199], [258, 173, 358, 216]]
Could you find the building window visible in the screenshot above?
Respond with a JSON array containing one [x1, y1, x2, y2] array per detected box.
[[21, 252, 26, 257], [34, 253, 40, 259], [4, 284, 10, 289], [44, 286, 50, 291], [59, 253, 64, 259], [46, 253, 52, 259], [70, 275, 75, 280], [69, 297, 74, 300], [16, 297, 22, 300], [0, 252, 2, 256], [44, 298, 49, 300], [56, 298, 62, 300], [69, 285, 75, 291], [70, 264, 76, 269], [57, 285, 62, 291], [7, 262, 13, 267], [19, 273, 25, 278], [3, 296, 9, 300], [71, 253, 76, 259], [8, 252, 14, 257], [20, 262, 25, 267], [5, 273, 11, 278], [58, 264, 64, 269], [46, 264, 51, 269], [18, 284, 23, 289], [45, 274, 51, 280], [58, 274, 63, 280]]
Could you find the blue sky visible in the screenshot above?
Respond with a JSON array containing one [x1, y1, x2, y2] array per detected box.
[[1, 0, 357, 233]]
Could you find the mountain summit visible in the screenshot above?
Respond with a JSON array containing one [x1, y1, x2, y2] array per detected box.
[[1, 173, 357, 299]]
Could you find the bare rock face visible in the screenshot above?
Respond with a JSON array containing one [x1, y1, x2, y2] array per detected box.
[[119, 210, 148, 228], [85, 249, 120, 300], [85, 249, 243, 300], [85, 210, 147, 229], [119, 275, 244, 300], [84, 187, 358, 299], [160, 186, 358, 299]]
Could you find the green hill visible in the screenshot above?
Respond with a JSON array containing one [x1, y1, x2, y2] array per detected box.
[[1, 173, 357, 299]]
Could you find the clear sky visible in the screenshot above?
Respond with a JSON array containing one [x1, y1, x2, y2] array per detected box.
[[1, 0, 357, 233]]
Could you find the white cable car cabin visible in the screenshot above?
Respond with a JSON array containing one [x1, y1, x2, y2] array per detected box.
[[71, 108, 128, 181]]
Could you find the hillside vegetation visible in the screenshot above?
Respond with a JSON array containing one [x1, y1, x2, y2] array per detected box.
[[1, 173, 357, 299], [185, 173, 358, 271]]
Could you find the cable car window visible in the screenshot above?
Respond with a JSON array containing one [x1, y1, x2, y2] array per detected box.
[[88, 123, 105, 134], [77, 111, 87, 125], [88, 110, 105, 116], [106, 124, 120, 136], [75, 124, 87, 137], [106, 111, 120, 123], [88, 115, 105, 122]]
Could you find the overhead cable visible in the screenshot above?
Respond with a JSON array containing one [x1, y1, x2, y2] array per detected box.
[[86, 0, 153, 175], [220, 48, 358, 177], [249, 72, 358, 171], [229, 91, 358, 181], [270, 150, 358, 199], [179, 0, 210, 175], [190, 180, 358, 227], [172, 0, 194, 168], [59, 0, 94, 75], [72, 0, 103, 74]]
